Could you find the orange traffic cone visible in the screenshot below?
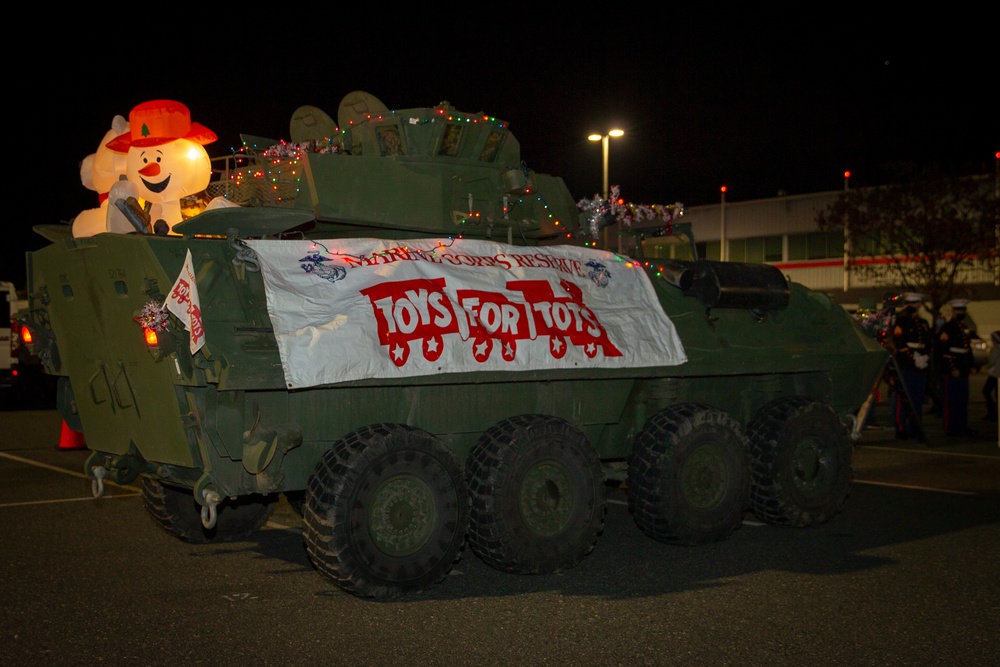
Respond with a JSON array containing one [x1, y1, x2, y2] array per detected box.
[[58, 420, 87, 450]]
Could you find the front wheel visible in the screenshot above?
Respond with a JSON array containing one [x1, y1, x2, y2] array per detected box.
[[303, 423, 468, 600], [627, 403, 749, 545], [466, 414, 606, 574]]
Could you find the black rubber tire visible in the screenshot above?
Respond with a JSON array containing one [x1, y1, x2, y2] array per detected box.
[[303, 423, 468, 600], [627, 403, 750, 545], [466, 414, 606, 574], [746, 396, 851, 527], [140, 476, 276, 544]]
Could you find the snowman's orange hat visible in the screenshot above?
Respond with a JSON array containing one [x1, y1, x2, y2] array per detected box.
[[106, 99, 217, 152]]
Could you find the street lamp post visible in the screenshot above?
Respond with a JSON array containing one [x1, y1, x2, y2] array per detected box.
[[843, 170, 851, 292], [588, 129, 624, 251], [720, 185, 727, 261], [994, 152, 999, 288], [588, 129, 624, 201]]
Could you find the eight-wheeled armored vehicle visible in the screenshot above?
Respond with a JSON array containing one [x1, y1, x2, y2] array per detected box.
[[20, 92, 887, 599]]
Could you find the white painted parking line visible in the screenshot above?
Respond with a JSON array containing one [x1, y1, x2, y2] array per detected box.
[[853, 479, 976, 496], [0, 494, 140, 509], [0, 450, 139, 490], [860, 445, 999, 460]]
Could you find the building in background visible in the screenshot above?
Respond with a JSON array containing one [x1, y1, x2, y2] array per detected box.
[[620, 189, 998, 337]]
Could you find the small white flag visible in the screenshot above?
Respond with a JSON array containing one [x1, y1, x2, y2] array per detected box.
[[164, 249, 205, 354]]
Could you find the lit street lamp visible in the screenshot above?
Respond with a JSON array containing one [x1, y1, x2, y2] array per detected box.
[[588, 129, 624, 200]]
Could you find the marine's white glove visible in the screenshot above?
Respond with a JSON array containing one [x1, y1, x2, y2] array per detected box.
[[913, 352, 929, 370]]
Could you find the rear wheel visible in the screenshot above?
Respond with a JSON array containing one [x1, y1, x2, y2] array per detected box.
[[627, 403, 749, 545], [140, 476, 276, 544], [303, 423, 468, 599], [466, 414, 605, 574], [746, 396, 851, 527]]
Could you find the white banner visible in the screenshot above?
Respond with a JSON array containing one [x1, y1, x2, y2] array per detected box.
[[165, 249, 205, 354], [244, 238, 687, 388]]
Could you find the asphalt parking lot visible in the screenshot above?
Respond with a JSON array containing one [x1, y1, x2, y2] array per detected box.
[[2, 406, 998, 665]]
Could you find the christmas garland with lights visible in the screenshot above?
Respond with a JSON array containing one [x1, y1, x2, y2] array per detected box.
[[576, 185, 683, 238]]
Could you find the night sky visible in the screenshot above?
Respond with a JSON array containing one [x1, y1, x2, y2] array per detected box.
[[6, 14, 995, 290]]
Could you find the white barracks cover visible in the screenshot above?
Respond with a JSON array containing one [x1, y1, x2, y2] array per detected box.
[[244, 238, 687, 389]]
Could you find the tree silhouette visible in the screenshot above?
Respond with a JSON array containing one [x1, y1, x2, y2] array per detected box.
[[816, 164, 999, 318]]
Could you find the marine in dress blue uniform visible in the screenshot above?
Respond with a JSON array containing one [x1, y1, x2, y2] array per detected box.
[[890, 293, 932, 439], [935, 299, 975, 436]]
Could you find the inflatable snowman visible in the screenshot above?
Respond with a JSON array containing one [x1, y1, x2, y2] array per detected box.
[[104, 99, 218, 235], [72, 114, 130, 238]]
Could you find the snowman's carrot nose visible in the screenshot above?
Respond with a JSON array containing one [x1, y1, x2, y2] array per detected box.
[[140, 163, 161, 177]]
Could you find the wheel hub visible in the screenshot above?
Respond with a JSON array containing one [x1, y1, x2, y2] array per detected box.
[[519, 460, 574, 537], [681, 443, 728, 509], [792, 436, 828, 492], [368, 473, 435, 556]]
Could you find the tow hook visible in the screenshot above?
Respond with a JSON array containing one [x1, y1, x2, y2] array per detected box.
[[201, 488, 221, 529], [91, 466, 108, 498], [847, 414, 862, 442]]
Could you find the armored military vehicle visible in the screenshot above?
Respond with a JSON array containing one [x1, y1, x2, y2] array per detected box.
[[20, 92, 887, 599]]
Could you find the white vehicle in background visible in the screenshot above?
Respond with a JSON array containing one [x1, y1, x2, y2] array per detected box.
[[1, 280, 53, 407], [1, 280, 16, 390]]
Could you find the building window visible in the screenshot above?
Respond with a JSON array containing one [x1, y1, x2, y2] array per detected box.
[[727, 235, 783, 263], [698, 241, 720, 261], [729, 240, 745, 262], [851, 230, 889, 256], [787, 231, 843, 260], [642, 235, 696, 261], [763, 235, 783, 262]]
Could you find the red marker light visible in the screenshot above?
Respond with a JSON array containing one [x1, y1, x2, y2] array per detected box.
[[144, 328, 159, 346]]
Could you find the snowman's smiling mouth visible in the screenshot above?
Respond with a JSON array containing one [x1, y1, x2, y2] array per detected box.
[[141, 174, 171, 194]]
